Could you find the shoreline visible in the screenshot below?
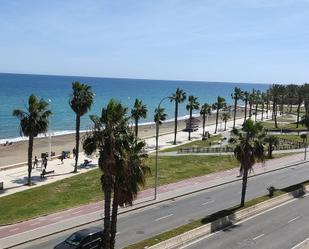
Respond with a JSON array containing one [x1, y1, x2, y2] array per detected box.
[[0, 109, 246, 167]]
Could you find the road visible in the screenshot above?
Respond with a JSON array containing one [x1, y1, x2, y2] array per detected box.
[[12, 161, 309, 249], [183, 194, 309, 249]]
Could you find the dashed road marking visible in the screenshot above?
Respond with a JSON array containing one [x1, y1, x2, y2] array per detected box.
[[155, 214, 173, 222], [288, 216, 300, 223], [253, 233, 264, 240]]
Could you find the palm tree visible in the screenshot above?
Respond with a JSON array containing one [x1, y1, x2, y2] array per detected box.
[[69, 82, 94, 173], [170, 88, 186, 145], [229, 119, 265, 207], [200, 103, 211, 139], [110, 134, 150, 249], [248, 89, 255, 118], [266, 89, 270, 119], [186, 95, 200, 140], [270, 84, 281, 128], [241, 91, 250, 122], [83, 99, 129, 249], [13, 94, 51, 185], [154, 106, 167, 125], [261, 92, 266, 121], [254, 90, 261, 122], [264, 135, 279, 158], [212, 96, 226, 134], [231, 87, 242, 128], [131, 98, 147, 137], [221, 112, 231, 131], [296, 86, 303, 128]]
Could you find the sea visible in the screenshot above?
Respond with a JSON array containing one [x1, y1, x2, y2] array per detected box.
[[0, 73, 270, 143]]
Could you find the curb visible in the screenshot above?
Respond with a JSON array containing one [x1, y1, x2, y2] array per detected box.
[[148, 185, 309, 249], [2, 159, 309, 248]]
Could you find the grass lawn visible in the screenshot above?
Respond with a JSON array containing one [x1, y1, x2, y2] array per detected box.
[[161, 134, 223, 152], [276, 114, 297, 123], [275, 134, 307, 144], [260, 121, 303, 130], [0, 155, 237, 224]]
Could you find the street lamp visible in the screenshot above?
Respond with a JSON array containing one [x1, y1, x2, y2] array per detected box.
[[48, 99, 52, 160], [305, 130, 308, 161], [154, 96, 170, 200]]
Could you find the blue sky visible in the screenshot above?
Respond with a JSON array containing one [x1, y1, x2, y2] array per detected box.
[[0, 0, 308, 83]]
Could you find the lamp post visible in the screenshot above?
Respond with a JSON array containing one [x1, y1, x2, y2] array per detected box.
[[305, 130, 308, 161], [154, 96, 169, 200], [48, 99, 52, 160]]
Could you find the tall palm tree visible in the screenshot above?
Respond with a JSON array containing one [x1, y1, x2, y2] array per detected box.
[[186, 95, 200, 140], [229, 119, 265, 207], [83, 99, 129, 249], [296, 86, 303, 128], [248, 89, 255, 118], [131, 98, 147, 137], [254, 90, 261, 122], [270, 84, 281, 128], [231, 87, 242, 128], [264, 135, 279, 158], [69, 81, 94, 173], [154, 106, 167, 125], [241, 91, 250, 122], [200, 103, 211, 139], [261, 92, 266, 121], [13, 94, 51, 185], [110, 134, 150, 249], [221, 112, 231, 131], [170, 88, 186, 145], [212, 96, 226, 134], [266, 89, 271, 119]]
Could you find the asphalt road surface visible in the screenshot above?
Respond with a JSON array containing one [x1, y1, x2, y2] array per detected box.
[[183, 195, 309, 249], [13, 161, 309, 249]]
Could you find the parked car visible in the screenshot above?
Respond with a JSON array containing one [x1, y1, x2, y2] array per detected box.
[[54, 227, 103, 249]]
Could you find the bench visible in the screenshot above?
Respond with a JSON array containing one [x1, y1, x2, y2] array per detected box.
[[40, 170, 55, 178]]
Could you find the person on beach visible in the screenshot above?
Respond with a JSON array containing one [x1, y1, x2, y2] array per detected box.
[[72, 147, 76, 158], [60, 151, 65, 164], [33, 156, 38, 168]]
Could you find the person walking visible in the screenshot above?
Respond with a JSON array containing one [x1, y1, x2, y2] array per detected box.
[[33, 156, 38, 168], [72, 147, 76, 158]]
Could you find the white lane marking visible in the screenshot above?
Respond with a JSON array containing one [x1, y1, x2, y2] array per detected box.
[[72, 211, 82, 215], [201, 200, 215, 206], [290, 237, 309, 249], [9, 228, 19, 232], [253, 233, 264, 240], [155, 214, 174, 222], [30, 222, 41, 226], [288, 216, 300, 223]]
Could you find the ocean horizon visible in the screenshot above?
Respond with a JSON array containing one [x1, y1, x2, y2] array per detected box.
[[0, 73, 270, 142]]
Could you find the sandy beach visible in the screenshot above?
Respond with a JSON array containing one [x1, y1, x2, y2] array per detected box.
[[0, 110, 246, 167]]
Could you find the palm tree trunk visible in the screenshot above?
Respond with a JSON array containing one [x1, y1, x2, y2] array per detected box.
[[215, 108, 219, 133], [297, 102, 301, 128], [103, 174, 112, 249], [240, 165, 248, 207], [244, 100, 248, 122], [188, 108, 192, 140], [110, 184, 119, 249], [173, 102, 178, 145], [249, 103, 252, 118], [202, 113, 206, 138], [261, 103, 264, 121], [274, 102, 278, 128], [74, 115, 80, 173], [266, 101, 269, 119], [27, 135, 34, 186], [254, 104, 258, 122], [135, 118, 138, 137], [224, 120, 227, 131], [233, 98, 237, 128]]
